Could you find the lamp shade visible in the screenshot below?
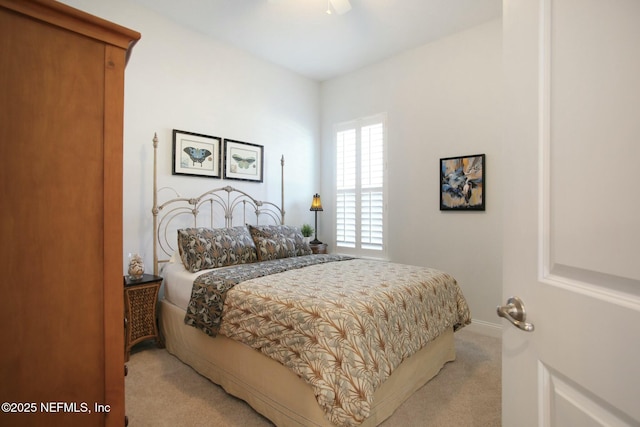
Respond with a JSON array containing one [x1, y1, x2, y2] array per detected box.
[[310, 193, 323, 211]]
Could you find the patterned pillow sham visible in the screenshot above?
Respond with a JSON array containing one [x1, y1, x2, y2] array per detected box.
[[177, 226, 258, 273], [254, 236, 297, 261], [247, 224, 312, 260]]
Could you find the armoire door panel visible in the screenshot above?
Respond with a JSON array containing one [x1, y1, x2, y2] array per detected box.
[[0, 1, 139, 425], [1, 3, 106, 411]]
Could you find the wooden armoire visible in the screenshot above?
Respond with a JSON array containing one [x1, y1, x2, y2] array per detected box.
[[0, 1, 140, 426]]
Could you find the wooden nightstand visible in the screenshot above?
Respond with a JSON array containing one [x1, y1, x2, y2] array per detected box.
[[309, 243, 328, 254], [124, 274, 163, 361]]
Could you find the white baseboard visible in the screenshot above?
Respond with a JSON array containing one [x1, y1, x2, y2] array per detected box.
[[465, 319, 502, 339]]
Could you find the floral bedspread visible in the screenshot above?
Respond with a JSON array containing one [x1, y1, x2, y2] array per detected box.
[[186, 256, 471, 426]]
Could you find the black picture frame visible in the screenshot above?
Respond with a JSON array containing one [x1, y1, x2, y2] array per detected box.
[[223, 139, 264, 183], [440, 153, 485, 211], [172, 129, 221, 178]]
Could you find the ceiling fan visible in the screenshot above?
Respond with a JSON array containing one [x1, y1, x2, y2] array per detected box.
[[324, 0, 352, 15], [268, 0, 352, 15]]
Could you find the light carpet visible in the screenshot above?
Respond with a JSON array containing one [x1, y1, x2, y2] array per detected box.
[[125, 329, 501, 426]]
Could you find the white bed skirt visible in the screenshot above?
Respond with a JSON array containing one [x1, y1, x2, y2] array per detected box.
[[159, 299, 456, 427]]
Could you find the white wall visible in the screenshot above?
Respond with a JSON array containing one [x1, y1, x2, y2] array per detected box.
[[320, 19, 503, 327], [61, 0, 502, 329], [60, 0, 321, 274]]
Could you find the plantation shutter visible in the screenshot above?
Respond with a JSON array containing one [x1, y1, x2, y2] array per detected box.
[[335, 115, 386, 255], [360, 123, 384, 250], [336, 128, 356, 247]]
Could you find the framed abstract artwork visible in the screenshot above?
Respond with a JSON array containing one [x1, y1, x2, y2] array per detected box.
[[440, 153, 485, 211], [172, 129, 221, 178], [223, 139, 264, 182]]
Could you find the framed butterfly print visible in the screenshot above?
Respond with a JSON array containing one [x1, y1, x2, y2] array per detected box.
[[172, 129, 221, 178], [223, 139, 264, 183]]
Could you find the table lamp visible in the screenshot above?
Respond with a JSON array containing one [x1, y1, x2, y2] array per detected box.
[[309, 193, 323, 244]]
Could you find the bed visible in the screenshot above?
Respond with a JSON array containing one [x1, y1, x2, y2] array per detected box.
[[151, 134, 471, 426]]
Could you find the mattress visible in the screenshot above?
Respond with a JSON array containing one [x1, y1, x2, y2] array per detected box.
[[162, 257, 206, 310]]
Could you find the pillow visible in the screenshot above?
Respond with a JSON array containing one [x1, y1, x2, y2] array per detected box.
[[177, 226, 257, 273], [254, 236, 297, 261], [247, 224, 312, 260]]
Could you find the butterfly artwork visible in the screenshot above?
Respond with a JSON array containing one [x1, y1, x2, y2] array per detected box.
[[183, 147, 212, 167], [232, 154, 256, 169], [223, 139, 263, 182], [172, 130, 221, 178]]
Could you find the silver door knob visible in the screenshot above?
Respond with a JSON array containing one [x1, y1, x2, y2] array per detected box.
[[497, 296, 535, 332]]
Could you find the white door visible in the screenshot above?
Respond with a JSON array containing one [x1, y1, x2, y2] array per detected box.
[[501, 0, 640, 425]]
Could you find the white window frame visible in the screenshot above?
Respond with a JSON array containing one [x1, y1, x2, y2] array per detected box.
[[333, 113, 387, 259]]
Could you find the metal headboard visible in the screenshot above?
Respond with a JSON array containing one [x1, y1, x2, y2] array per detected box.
[[151, 133, 285, 274]]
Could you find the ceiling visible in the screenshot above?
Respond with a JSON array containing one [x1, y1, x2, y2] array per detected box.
[[130, 0, 502, 81]]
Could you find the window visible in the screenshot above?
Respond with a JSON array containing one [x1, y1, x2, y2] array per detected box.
[[335, 114, 386, 257]]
